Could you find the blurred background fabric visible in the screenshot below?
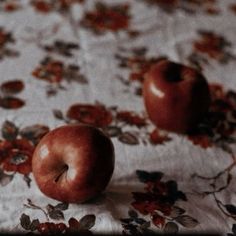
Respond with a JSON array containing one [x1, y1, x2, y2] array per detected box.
[[0, 0, 236, 234]]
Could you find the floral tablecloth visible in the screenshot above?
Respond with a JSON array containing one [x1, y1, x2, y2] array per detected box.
[[0, 0, 236, 235]]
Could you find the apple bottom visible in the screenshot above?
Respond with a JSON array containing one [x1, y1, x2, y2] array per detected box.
[[36, 170, 112, 203]]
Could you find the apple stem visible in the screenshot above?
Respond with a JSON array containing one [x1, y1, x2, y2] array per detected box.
[[164, 63, 183, 82], [54, 165, 69, 183]]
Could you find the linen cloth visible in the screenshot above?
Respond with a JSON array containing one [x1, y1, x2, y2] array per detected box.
[[0, 0, 236, 234]]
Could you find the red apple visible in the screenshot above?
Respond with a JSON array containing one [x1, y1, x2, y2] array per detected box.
[[143, 60, 210, 133], [32, 124, 115, 203]]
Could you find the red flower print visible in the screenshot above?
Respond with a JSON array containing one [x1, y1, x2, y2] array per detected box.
[[0, 28, 12, 46], [56, 102, 173, 146], [121, 170, 198, 234], [20, 210, 96, 234], [115, 48, 166, 93], [144, 0, 179, 11], [116, 111, 147, 127], [1, 80, 24, 94], [0, 139, 34, 175], [0, 121, 49, 179], [142, 0, 219, 15], [209, 83, 225, 101], [188, 83, 236, 150], [0, 27, 18, 60], [152, 213, 165, 227], [0, 80, 25, 109], [149, 129, 171, 145], [191, 30, 233, 64], [66, 103, 113, 127], [188, 134, 212, 149], [32, 58, 63, 84], [31, 0, 52, 13], [0, 1, 21, 12], [0, 97, 25, 109], [80, 2, 130, 34], [229, 3, 236, 14], [32, 57, 87, 96], [31, 0, 84, 13]]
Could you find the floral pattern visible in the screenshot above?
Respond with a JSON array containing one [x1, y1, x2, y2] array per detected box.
[[0, 121, 49, 187], [42, 40, 80, 57], [0, 0, 21, 12], [188, 30, 234, 69], [32, 57, 87, 96], [80, 2, 131, 34], [229, 4, 236, 14], [0, 80, 25, 109], [0, 27, 18, 61], [188, 83, 236, 150], [121, 170, 199, 234], [115, 46, 167, 96], [0, 0, 236, 235], [20, 199, 95, 234], [54, 103, 171, 146], [140, 0, 220, 15], [30, 0, 84, 13]]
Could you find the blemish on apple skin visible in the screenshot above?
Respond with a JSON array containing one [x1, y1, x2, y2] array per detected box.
[[150, 83, 165, 98], [39, 144, 49, 159]]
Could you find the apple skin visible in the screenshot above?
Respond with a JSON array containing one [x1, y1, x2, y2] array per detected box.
[[143, 60, 210, 133], [32, 124, 115, 203]]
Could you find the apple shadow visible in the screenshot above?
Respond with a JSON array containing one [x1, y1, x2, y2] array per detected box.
[[78, 183, 142, 222]]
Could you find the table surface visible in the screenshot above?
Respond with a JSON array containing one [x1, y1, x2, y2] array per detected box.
[[0, 0, 236, 235]]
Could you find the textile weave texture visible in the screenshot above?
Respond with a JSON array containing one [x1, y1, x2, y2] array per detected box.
[[0, 0, 236, 235]]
